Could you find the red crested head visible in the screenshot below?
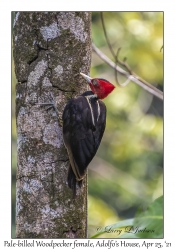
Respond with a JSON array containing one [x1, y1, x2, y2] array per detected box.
[[80, 72, 115, 99]]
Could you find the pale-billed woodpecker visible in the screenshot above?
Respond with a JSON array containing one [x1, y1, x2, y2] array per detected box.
[[62, 72, 115, 197]]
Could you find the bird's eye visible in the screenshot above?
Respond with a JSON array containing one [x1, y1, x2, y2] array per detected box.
[[92, 79, 98, 86]]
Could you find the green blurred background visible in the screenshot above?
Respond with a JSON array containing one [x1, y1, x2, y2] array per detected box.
[[12, 12, 163, 238]]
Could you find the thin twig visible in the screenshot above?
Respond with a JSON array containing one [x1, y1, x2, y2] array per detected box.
[[100, 12, 116, 58], [92, 43, 163, 100], [116, 49, 133, 75], [101, 12, 132, 86], [115, 48, 131, 87], [114, 48, 121, 86]]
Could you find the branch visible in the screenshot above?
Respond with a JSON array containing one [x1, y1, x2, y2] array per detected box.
[[92, 43, 163, 101]]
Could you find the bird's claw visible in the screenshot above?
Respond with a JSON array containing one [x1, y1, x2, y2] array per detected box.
[[35, 102, 59, 116]]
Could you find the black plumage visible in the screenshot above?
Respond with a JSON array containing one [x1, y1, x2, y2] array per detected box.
[[62, 91, 106, 197]]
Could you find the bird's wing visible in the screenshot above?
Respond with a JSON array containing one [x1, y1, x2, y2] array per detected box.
[[62, 95, 106, 181]]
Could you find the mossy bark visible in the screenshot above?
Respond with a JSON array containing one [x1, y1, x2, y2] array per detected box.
[[13, 11, 91, 238]]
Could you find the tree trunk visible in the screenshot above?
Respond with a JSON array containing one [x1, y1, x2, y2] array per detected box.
[[13, 11, 91, 238]]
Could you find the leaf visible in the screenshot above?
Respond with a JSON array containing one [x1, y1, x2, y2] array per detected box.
[[118, 233, 140, 238], [91, 196, 163, 239], [118, 195, 163, 238], [91, 218, 134, 238]]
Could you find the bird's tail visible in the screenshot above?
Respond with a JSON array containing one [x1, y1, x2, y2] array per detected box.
[[67, 165, 82, 198]]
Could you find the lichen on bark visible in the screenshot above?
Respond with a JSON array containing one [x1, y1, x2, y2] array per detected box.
[[13, 11, 91, 238]]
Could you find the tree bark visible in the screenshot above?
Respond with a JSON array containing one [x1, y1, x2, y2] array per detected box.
[[13, 11, 91, 238]]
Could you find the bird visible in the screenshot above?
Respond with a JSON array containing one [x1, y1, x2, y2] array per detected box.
[[62, 72, 115, 197]]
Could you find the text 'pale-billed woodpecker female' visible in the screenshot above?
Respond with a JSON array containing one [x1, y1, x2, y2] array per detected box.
[[62, 72, 115, 197]]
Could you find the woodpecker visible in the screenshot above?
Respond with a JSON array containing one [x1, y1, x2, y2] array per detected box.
[[62, 72, 115, 197]]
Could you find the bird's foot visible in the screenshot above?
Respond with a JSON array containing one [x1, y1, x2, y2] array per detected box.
[[35, 101, 59, 116]]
